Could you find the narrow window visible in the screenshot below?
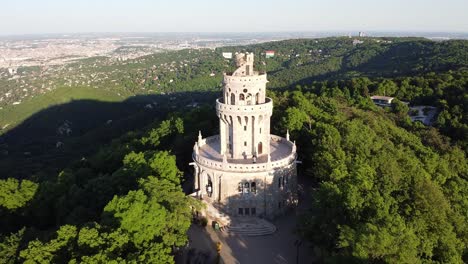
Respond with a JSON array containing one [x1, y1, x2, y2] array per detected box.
[[278, 177, 283, 188], [238, 182, 243, 193], [244, 126, 247, 131], [230, 93, 235, 105], [245, 208, 250, 215], [251, 182, 256, 193], [238, 208, 244, 215], [244, 182, 250, 193], [259, 128, 262, 134], [244, 141, 247, 146], [251, 208, 256, 215]]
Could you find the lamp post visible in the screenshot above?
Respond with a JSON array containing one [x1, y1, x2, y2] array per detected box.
[[294, 239, 302, 264]]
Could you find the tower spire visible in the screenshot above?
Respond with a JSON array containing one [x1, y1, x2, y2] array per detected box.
[[198, 130, 203, 145]]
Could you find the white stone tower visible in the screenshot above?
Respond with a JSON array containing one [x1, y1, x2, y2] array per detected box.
[[219, 52, 271, 159], [191, 53, 297, 220]]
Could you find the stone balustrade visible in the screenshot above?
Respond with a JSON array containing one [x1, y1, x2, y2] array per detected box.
[[223, 72, 267, 84], [193, 135, 297, 172], [216, 97, 273, 117]]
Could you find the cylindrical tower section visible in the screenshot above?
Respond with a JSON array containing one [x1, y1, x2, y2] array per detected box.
[[218, 53, 272, 159], [223, 74, 268, 106]]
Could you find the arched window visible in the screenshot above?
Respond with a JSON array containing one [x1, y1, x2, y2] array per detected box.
[[278, 177, 283, 188], [251, 182, 256, 193], [239, 94, 245, 101], [244, 182, 250, 193], [246, 93, 252, 105], [230, 93, 236, 105], [207, 177, 213, 197], [238, 182, 243, 193]]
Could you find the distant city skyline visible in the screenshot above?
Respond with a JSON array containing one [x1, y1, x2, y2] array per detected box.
[[1, 0, 467, 35]]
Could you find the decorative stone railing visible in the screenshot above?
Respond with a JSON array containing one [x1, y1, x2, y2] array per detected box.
[[223, 72, 267, 84], [216, 97, 273, 116], [193, 135, 296, 172]]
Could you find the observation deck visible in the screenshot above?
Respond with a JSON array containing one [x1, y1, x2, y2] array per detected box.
[[216, 97, 273, 117], [223, 71, 268, 83], [193, 134, 297, 173]]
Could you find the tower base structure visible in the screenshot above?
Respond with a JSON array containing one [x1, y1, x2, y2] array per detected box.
[[191, 134, 298, 219]]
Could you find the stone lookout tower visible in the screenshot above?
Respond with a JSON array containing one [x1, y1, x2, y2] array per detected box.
[[191, 53, 297, 220]]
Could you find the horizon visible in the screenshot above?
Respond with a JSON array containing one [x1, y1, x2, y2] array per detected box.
[[1, 0, 467, 35], [1, 30, 468, 40]]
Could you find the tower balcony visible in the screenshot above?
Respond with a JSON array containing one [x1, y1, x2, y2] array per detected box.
[[216, 97, 273, 118], [223, 72, 268, 83], [193, 135, 297, 173]]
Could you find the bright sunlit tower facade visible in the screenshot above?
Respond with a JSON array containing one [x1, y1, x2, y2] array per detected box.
[[191, 53, 298, 219]]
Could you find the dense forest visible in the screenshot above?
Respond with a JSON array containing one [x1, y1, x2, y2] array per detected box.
[[275, 89, 467, 263], [0, 37, 467, 263]]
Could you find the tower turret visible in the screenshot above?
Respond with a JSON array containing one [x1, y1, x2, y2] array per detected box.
[[217, 53, 272, 159]]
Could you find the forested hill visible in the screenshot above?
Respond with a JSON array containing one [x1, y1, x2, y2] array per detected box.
[[0, 37, 466, 263], [218, 37, 468, 88], [1, 37, 467, 132], [2, 37, 466, 179]]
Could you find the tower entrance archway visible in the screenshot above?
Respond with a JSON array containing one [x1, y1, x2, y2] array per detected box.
[[206, 175, 213, 197]]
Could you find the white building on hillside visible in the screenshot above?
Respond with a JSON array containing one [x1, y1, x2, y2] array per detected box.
[[371, 95, 395, 106]]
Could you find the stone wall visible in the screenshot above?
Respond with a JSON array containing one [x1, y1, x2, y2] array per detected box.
[[193, 161, 298, 219]]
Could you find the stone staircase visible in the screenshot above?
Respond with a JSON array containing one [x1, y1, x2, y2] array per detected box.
[[189, 194, 277, 236], [225, 217, 277, 236]]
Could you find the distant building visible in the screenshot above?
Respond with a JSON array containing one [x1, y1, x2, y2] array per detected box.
[[7, 68, 17, 76], [371, 95, 394, 106], [359, 31, 366, 37], [222, 52, 233, 59], [353, 39, 364, 46], [265, 50, 275, 58]]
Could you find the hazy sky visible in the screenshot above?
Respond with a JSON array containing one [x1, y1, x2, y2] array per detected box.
[[1, 0, 467, 35]]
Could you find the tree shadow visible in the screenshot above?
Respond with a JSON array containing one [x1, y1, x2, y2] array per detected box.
[[0, 90, 220, 235], [0, 91, 219, 180]]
